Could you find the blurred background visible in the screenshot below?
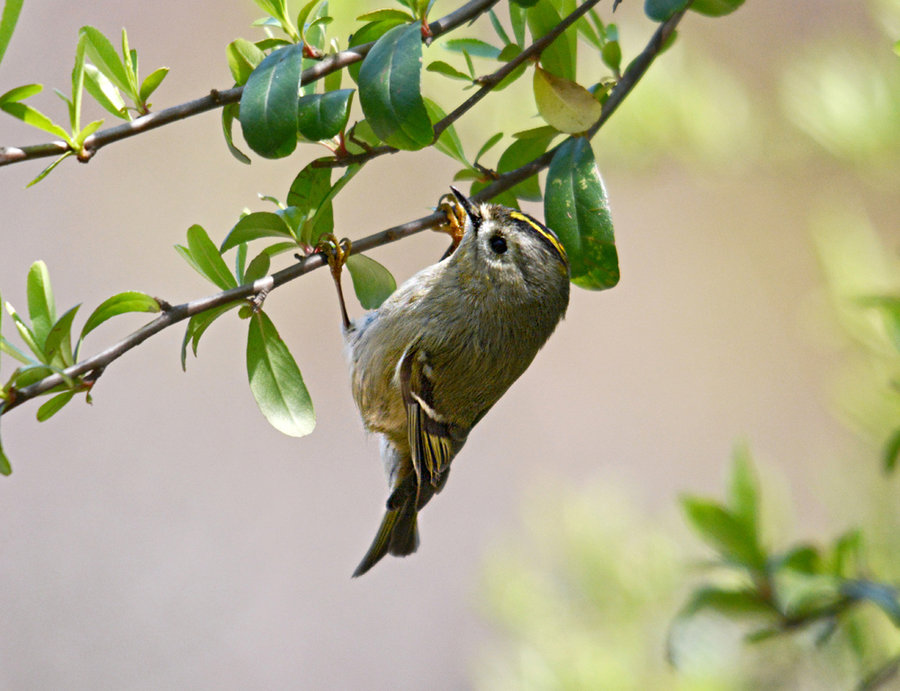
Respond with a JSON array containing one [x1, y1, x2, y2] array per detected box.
[[1, 0, 898, 688]]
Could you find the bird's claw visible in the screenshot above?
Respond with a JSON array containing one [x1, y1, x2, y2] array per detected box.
[[437, 194, 466, 252], [316, 233, 352, 282]]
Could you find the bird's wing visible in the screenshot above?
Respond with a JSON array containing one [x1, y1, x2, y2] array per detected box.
[[398, 347, 467, 493]]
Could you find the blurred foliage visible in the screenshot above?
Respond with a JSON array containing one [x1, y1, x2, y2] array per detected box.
[[476, 0, 900, 687]]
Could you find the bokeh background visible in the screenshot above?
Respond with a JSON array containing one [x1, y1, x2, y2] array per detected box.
[[1, 0, 898, 688]]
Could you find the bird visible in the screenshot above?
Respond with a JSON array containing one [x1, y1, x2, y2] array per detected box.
[[319, 187, 570, 576]]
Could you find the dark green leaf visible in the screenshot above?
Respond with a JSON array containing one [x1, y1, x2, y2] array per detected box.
[[221, 102, 251, 164], [181, 302, 240, 370], [442, 38, 501, 59], [690, 0, 744, 16], [346, 254, 396, 309], [488, 9, 511, 45], [239, 43, 305, 158], [424, 98, 467, 165], [138, 66, 168, 104], [244, 252, 272, 283], [356, 9, 415, 23], [9, 363, 54, 388], [186, 225, 238, 290], [305, 163, 360, 246], [227, 38, 266, 85], [296, 88, 354, 141], [36, 390, 77, 422], [544, 138, 618, 290], [79, 291, 161, 342], [509, 2, 526, 46], [527, 1, 576, 81], [347, 18, 407, 83], [0, 431, 10, 475], [681, 495, 766, 570], [26, 261, 55, 349], [246, 311, 315, 437], [358, 23, 433, 150], [777, 545, 822, 574], [286, 161, 335, 245], [601, 40, 622, 74], [679, 585, 772, 619], [644, 0, 690, 22], [426, 60, 472, 82], [494, 45, 528, 90], [79, 26, 132, 95], [44, 304, 80, 366], [497, 129, 556, 201], [220, 212, 294, 253], [0, 0, 24, 67]]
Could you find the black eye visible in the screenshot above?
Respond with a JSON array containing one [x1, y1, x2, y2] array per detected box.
[[489, 234, 507, 254]]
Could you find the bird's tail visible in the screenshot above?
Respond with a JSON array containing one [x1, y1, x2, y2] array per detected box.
[[352, 496, 419, 577]]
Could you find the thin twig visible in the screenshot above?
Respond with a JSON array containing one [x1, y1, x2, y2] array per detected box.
[[0, 0, 500, 168], [1, 7, 689, 415]]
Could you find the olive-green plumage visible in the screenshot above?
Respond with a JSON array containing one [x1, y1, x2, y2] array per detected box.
[[341, 189, 570, 577]]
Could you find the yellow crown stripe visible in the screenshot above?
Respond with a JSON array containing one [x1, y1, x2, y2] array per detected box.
[[509, 211, 568, 262]]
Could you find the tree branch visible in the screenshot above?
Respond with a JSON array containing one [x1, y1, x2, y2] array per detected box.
[[1, 7, 689, 416], [314, 0, 605, 169], [0, 0, 500, 168]]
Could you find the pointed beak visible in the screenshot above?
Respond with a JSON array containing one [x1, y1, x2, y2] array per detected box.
[[449, 186, 480, 224]]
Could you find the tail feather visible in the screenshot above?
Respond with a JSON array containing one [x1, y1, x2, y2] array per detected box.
[[352, 498, 419, 577]]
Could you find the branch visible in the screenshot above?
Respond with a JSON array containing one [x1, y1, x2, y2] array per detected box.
[[1, 7, 689, 416], [315, 0, 605, 169], [0, 0, 500, 168]]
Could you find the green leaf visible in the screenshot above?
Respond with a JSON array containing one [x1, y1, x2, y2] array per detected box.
[[221, 102, 251, 164], [83, 64, 128, 119], [296, 88, 354, 141], [475, 131, 503, 163], [79, 26, 132, 95], [442, 38, 501, 59], [690, 0, 744, 16], [601, 40, 622, 74], [346, 254, 396, 309], [220, 212, 294, 253], [5, 301, 42, 361], [185, 225, 238, 290], [44, 304, 81, 366], [527, 1, 576, 81], [681, 495, 766, 570], [678, 585, 772, 620], [26, 261, 56, 349], [73, 119, 103, 148], [70, 32, 87, 133], [239, 43, 305, 158], [0, 101, 71, 141], [778, 544, 822, 574], [36, 390, 77, 422], [533, 67, 603, 134], [884, 427, 900, 473], [358, 22, 433, 150], [728, 442, 759, 541], [286, 162, 334, 244], [644, 0, 690, 22], [180, 302, 240, 370], [347, 18, 408, 84], [79, 291, 161, 342], [26, 151, 74, 187], [138, 66, 168, 104], [424, 98, 467, 165], [244, 251, 272, 283], [488, 9, 511, 45], [226, 38, 265, 86], [356, 9, 415, 22], [544, 138, 619, 290], [497, 131, 556, 201], [426, 60, 472, 82], [0, 83, 42, 105], [0, 431, 10, 475], [0, 0, 24, 67], [246, 311, 315, 437]]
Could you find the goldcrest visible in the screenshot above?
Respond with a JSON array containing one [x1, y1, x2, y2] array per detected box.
[[322, 187, 570, 576]]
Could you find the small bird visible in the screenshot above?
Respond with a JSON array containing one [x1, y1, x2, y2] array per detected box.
[[320, 188, 570, 576]]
